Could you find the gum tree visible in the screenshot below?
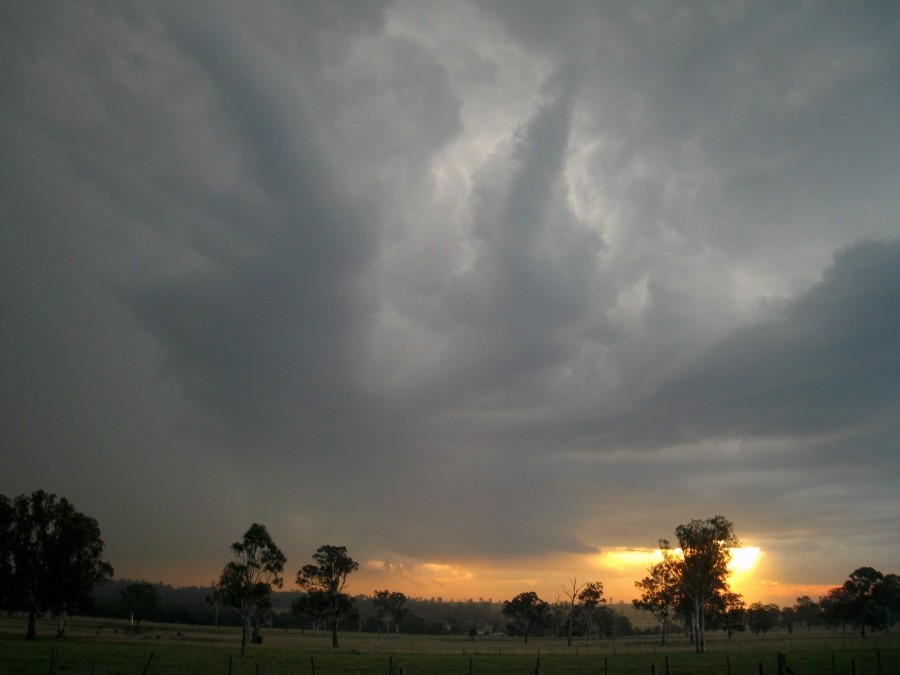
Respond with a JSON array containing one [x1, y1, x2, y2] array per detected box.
[[1, 491, 113, 639], [675, 515, 739, 652], [503, 591, 549, 644], [296, 545, 358, 648], [218, 523, 286, 657], [633, 540, 680, 646]]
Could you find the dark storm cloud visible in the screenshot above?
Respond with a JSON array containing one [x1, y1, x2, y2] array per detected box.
[[604, 239, 900, 447], [122, 22, 378, 431], [2, 1, 899, 592]]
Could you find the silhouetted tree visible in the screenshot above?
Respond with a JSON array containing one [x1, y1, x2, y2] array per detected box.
[[296, 545, 358, 648], [794, 595, 822, 633], [747, 602, 780, 635], [503, 591, 549, 644], [675, 516, 739, 652], [577, 581, 606, 640], [821, 586, 853, 633], [372, 590, 408, 635], [560, 578, 586, 646], [780, 606, 797, 634], [713, 591, 746, 639], [0, 491, 113, 639], [873, 573, 900, 633], [120, 582, 160, 632], [633, 539, 680, 646], [217, 523, 285, 657], [842, 566, 884, 637], [205, 578, 225, 627]]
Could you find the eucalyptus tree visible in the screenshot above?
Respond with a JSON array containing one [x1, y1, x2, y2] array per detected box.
[[746, 602, 781, 635], [120, 582, 160, 632], [1, 491, 113, 639], [841, 566, 884, 637], [218, 523, 286, 657], [633, 539, 680, 646], [674, 515, 739, 652], [296, 545, 358, 648], [793, 595, 823, 633], [560, 578, 586, 646], [576, 581, 605, 639], [372, 589, 408, 635], [502, 591, 550, 644]]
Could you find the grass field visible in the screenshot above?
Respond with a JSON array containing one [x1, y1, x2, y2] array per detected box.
[[2, 615, 898, 675]]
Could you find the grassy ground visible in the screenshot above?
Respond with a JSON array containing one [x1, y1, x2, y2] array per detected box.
[[1, 615, 898, 674]]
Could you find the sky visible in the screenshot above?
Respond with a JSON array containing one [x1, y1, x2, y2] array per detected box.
[[2, 1, 899, 609]]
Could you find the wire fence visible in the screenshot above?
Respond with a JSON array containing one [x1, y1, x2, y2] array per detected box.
[[33, 645, 900, 675]]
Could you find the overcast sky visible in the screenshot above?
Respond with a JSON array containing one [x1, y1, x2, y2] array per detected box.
[[2, 1, 899, 606]]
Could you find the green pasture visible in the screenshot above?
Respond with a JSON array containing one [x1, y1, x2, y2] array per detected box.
[[2, 615, 898, 675]]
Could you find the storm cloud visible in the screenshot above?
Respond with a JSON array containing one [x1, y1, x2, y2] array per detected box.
[[2, 1, 898, 602]]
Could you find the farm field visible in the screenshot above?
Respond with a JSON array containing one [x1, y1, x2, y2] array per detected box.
[[1, 615, 898, 675]]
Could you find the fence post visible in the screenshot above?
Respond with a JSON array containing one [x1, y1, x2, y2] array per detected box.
[[665, 654, 671, 675], [651, 665, 657, 675], [49, 645, 59, 675], [877, 650, 883, 673], [851, 657, 857, 675], [758, 662, 765, 675], [535, 656, 541, 674], [726, 654, 731, 675], [310, 656, 316, 675], [229, 654, 234, 675]]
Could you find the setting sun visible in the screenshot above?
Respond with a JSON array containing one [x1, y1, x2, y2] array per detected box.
[[728, 546, 761, 575]]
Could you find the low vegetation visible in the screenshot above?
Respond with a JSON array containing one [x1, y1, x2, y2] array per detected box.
[[2, 614, 899, 675]]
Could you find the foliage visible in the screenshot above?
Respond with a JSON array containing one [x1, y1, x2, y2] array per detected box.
[[0, 490, 113, 639], [710, 591, 745, 639], [576, 581, 605, 640], [120, 582, 161, 630], [674, 515, 739, 653], [502, 591, 549, 644], [372, 590, 408, 634], [746, 602, 780, 635], [793, 595, 823, 633], [633, 539, 680, 645], [295, 545, 358, 648], [217, 523, 285, 657]]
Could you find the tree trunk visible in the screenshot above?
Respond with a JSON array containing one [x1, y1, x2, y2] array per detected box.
[[699, 605, 707, 653], [240, 617, 250, 657], [26, 606, 37, 640], [692, 598, 702, 653]]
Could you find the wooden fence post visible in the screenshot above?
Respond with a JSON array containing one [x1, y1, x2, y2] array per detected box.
[[49, 645, 59, 675], [665, 654, 671, 675], [310, 655, 316, 675]]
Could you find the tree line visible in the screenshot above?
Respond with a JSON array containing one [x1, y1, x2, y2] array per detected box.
[[2, 492, 898, 657]]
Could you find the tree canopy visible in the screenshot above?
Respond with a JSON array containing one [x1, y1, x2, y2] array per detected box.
[[296, 545, 358, 648], [674, 515, 739, 653], [218, 523, 285, 657], [0, 490, 114, 639], [502, 591, 550, 644]]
